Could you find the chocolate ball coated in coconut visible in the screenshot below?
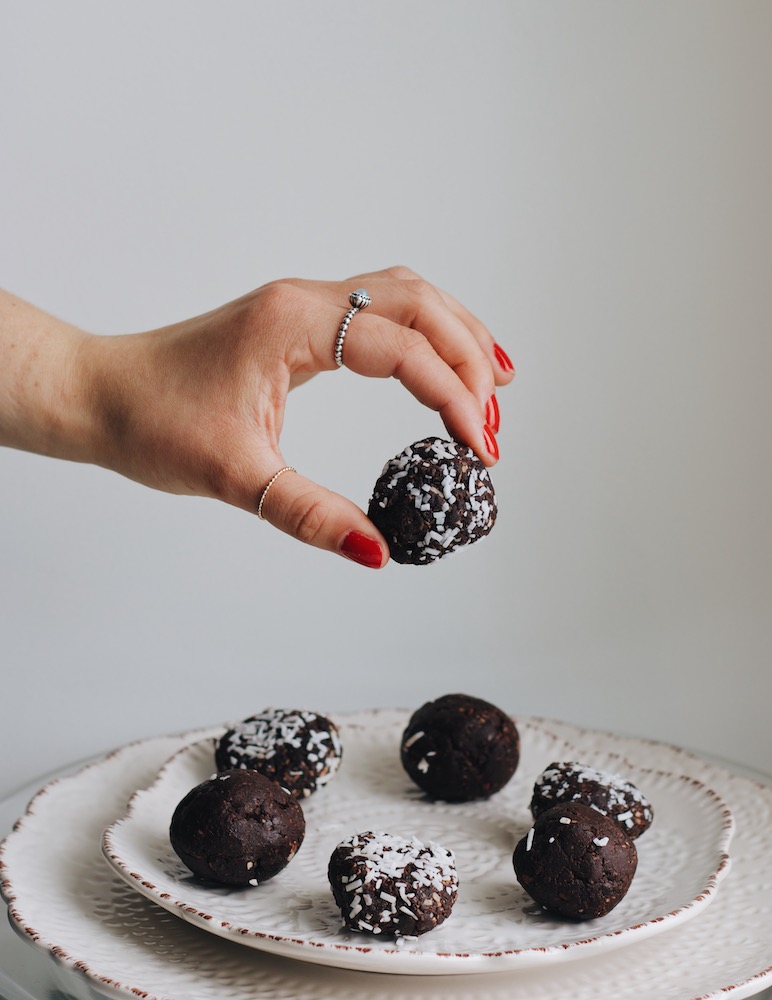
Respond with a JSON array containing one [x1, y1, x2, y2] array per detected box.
[[328, 831, 459, 937], [215, 708, 342, 799], [367, 437, 496, 565], [530, 761, 653, 839]]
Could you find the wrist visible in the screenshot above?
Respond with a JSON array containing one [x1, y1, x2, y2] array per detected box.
[[65, 331, 116, 466], [0, 293, 103, 464], [30, 326, 105, 466]]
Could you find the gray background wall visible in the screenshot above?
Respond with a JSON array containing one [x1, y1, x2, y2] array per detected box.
[[1, 1, 770, 797]]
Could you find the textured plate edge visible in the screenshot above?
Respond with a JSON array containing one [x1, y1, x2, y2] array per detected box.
[[530, 718, 772, 1000], [1, 716, 764, 996], [98, 716, 736, 975], [0, 730, 207, 996]]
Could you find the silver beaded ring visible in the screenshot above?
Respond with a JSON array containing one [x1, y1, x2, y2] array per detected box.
[[334, 288, 371, 368]]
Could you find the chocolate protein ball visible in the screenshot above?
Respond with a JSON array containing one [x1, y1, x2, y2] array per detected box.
[[215, 709, 343, 799], [400, 693, 520, 801], [530, 762, 653, 839], [367, 436, 496, 565], [328, 831, 459, 937], [514, 800, 638, 920], [169, 769, 305, 885]]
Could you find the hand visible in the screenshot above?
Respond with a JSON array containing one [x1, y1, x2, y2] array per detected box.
[[3, 268, 515, 567]]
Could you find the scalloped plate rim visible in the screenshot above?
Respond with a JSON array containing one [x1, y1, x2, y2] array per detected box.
[[98, 712, 735, 974]]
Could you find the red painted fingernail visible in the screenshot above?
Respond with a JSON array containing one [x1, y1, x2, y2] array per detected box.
[[483, 423, 499, 460], [494, 343, 515, 374], [341, 531, 384, 568], [485, 394, 500, 434]]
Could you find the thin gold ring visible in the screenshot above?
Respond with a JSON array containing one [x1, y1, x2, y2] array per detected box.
[[257, 466, 296, 520]]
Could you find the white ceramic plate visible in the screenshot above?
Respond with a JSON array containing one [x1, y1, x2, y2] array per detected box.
[[2, 715, 771, 999], [100, 711, 732, 974]]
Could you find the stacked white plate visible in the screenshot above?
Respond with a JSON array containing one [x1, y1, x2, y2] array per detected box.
[[2, 709, 771, 999]]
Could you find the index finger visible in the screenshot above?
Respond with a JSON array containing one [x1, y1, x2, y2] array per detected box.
[[341, 311, 499, 467]]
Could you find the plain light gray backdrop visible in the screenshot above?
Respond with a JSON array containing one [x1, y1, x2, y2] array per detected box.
[[1, 1, 770, 798]]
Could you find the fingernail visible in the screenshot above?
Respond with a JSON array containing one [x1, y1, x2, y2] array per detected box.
[[341, 531, 384, 568], [494, 343, 515, 374], [483, 423, 499, 460], [485, 394, 500, 434]]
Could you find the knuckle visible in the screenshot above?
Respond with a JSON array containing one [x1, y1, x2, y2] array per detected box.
[[396, 323, 426, 354], [243, 282, 304, 354], [287, 493, 331, 545], [255, 280, 300, 322], [387, 264, 420, 281], [468, 351, 497, 389], [406, 277, 437, 304], [393, 325, 431, 372]]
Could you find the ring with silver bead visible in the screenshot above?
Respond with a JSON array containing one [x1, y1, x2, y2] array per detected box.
[[334, 288, 371, 368]]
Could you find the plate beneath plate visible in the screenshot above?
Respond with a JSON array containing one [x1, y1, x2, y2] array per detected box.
[[2, 716, 771, 999], [101, 711, 733, 974]]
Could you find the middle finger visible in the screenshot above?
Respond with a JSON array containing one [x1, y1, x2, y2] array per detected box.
[[349, 275, 496, 411]]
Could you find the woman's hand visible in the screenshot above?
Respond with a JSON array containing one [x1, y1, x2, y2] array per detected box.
[[1, 267, 515, 567]]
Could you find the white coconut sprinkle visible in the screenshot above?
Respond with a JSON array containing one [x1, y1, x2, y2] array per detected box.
[[218, 709, 343, 795], [533, 761, 653, 828], [331, 831, 458, 937], [370, 437, 497, 564]]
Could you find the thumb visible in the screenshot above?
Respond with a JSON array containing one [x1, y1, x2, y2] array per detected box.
[[257, 467, 389, 569]]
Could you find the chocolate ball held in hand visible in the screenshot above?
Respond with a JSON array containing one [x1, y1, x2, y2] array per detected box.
[[367, 437, 496, 565]]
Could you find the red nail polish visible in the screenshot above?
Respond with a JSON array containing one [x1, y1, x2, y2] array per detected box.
[[485, 394, 500, 434], [483, 423, 499, 460], [341, 531, 383, 568], [494, 343, 515, 374]]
